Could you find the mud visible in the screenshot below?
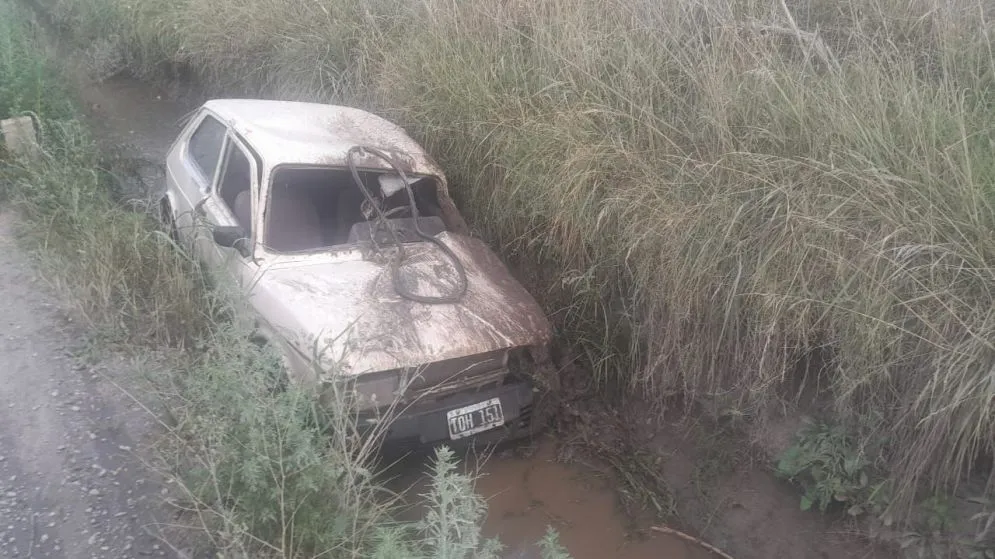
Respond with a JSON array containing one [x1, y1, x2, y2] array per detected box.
[[475, 444, 708, 559], [390, 440, 710, 559]]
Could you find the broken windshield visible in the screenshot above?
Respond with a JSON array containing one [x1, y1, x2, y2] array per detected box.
[[263, 166, 446, 252]]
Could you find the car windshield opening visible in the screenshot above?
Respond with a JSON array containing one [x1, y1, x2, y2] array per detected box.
[[264, 167, 446, 253]]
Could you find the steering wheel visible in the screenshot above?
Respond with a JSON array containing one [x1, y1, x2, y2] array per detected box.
[[382, 205, 411, 219]]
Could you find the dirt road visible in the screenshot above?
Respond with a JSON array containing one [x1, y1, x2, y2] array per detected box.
[[0, 212, 177, 558]]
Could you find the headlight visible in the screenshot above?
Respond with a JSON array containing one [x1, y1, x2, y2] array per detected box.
[[507, 347, 535, 376], [332, 369, 403, 411]]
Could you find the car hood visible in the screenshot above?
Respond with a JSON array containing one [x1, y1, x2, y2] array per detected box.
[[254, 233, 551, 377]]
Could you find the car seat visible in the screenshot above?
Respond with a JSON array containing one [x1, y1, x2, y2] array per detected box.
[[232, 190, 252, 234], [267, 184, 324, 252]]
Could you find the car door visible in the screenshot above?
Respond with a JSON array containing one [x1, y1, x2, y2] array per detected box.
[[165, 110, 227, 243], [196, 134, 262, 291]]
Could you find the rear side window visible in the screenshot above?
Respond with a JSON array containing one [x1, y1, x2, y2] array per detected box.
[[187, 115, 225, 180]]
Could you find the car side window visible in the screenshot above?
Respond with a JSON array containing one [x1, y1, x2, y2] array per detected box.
[[217, 141, 253, 234], [187, 115, 226, 182]]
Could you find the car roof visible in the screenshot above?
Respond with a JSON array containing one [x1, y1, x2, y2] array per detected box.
[[202, 99, 442, 175]]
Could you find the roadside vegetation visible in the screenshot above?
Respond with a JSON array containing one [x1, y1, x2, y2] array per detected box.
[[39, 0, 995, 547], [0, 2, 573, 557]]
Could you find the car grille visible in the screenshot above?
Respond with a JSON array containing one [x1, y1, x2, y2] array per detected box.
[[403, 350, 509, 401]]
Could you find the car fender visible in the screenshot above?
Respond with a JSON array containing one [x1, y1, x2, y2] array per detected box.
[[250, 318, 320, 387]]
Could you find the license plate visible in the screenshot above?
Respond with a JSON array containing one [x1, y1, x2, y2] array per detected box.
[[446, 398, 505, 440]]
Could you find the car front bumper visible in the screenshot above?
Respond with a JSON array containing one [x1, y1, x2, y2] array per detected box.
[[359, 377, 537, 451]]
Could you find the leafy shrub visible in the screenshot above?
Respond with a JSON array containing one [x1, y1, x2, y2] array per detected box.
[[775, 422, 880, 514], [0, 1, 72, 120]]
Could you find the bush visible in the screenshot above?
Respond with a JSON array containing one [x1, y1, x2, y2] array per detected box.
[[775, 422, 883, 515], [0, 0, 72, 121], [150, 315, 521, 557]]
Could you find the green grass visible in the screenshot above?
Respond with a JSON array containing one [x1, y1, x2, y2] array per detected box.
[[39, 0, 995, 525], [0, 1, 71, 121], [1, 3, 573, 556]]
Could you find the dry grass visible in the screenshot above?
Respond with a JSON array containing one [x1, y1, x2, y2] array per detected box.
[[47, 0, 995, 516]]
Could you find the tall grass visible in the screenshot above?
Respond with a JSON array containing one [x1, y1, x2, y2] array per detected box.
[[0, 0, 71, 121], [44, 0, 995, 516], [2, 3, 573, 556]]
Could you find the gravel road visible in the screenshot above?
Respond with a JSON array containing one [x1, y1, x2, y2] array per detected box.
[[0, 212, 177, 559]]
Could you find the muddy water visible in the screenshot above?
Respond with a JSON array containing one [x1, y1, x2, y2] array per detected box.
[[393, 441, 711, 559]]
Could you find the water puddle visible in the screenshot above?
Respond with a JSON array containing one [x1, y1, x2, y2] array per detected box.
[[392, 441, 712, 559]]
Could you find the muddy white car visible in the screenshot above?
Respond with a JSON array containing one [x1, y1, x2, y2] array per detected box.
[[159, 99, 552, 447]]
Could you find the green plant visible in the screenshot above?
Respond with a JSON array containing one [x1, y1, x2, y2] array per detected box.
[[0, 1, 72, 121], [776, 422, 875, 513], [920, 494, 957, 534], [2, 119, 212, 346], [538, 527, 572, 559], [908, 495, 995, 559]]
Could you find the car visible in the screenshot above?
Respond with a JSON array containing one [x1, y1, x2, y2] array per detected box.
[[159, 99, 553, 448]]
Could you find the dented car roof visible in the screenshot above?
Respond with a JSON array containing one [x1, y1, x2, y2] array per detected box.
[[203, 99, 443, 175]]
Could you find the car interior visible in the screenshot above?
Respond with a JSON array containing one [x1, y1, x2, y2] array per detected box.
[[264, 167, 446, 253], [217, 145, 253, 234]]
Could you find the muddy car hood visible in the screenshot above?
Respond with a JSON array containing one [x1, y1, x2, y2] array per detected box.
[[255, 233, 551, 377]]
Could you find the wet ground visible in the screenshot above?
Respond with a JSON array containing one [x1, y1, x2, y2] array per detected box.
[[389, 440, 710, 559], [470, 443, 706, 559]]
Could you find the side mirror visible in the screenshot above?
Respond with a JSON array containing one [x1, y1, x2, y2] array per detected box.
[[212, 225, 251, 258]]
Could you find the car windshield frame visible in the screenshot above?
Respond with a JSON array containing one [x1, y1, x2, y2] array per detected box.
[[258, 163, 444, 256]]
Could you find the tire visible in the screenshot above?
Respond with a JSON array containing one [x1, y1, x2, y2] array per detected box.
[[267, 352, 293, 394], [158, 198, 180, 242], [249, 332, 292, 394]]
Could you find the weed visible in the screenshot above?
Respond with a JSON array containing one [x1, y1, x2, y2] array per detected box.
[[0, 1, 71, 122], [3, 120, 212, 346], [537, 527, 572, 559], [775, 421, 880, 514]]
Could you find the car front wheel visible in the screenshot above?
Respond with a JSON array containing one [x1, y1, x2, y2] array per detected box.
[[158, 198, 179, 242]]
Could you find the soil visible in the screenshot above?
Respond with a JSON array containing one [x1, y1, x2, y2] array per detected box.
[[0, 212, 179, 558], [389, 440, 712, 559], [645, 417, 886, 559], [4, 8, 898, 558]]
